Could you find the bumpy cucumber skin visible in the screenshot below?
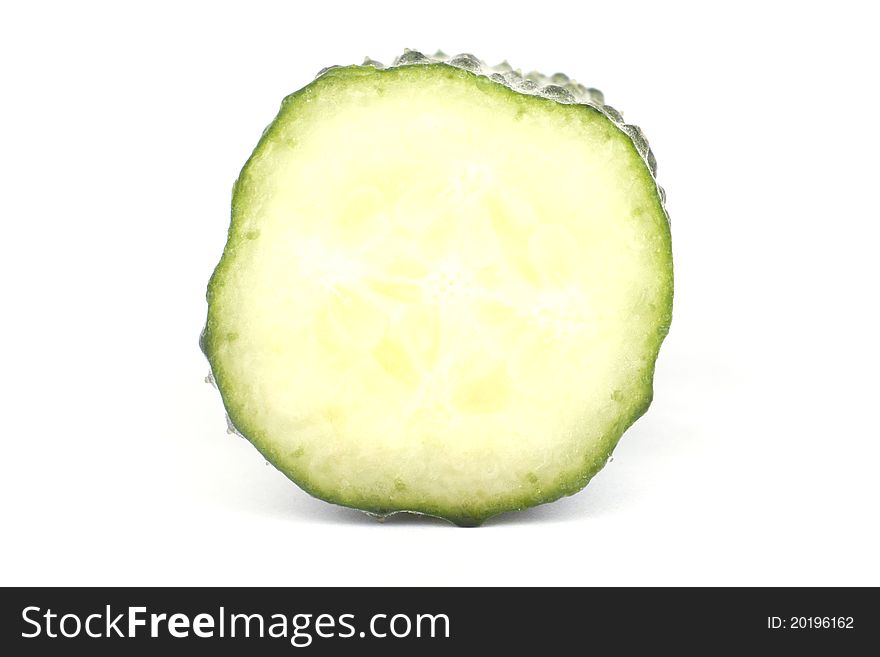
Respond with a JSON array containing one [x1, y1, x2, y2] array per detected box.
[[202, 51, 673, 527]]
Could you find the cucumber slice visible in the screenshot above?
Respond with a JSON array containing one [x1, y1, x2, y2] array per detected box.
[[202, 51, 673, 526]]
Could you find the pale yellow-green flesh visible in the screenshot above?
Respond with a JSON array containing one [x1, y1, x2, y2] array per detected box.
[[205, 65, 672, 525]]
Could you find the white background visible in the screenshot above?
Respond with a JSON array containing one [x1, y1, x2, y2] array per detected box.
[[2, 1, 878, 586]]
